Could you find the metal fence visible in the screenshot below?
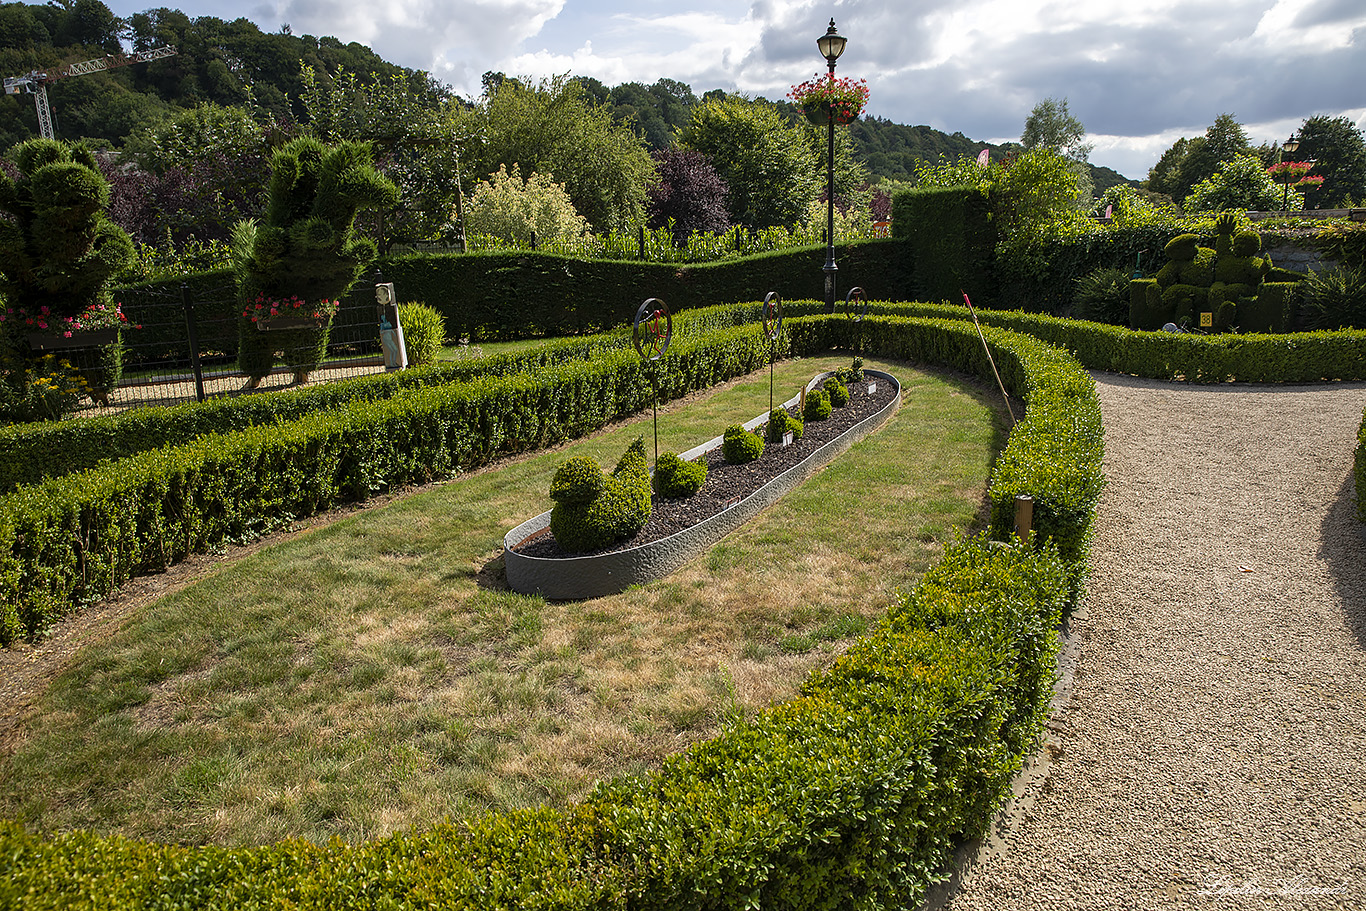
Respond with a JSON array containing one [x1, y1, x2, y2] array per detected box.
[[72, 278, 389, 417]]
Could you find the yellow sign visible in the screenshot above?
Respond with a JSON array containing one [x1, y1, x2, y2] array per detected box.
[[1200, 311, 1213, 328]]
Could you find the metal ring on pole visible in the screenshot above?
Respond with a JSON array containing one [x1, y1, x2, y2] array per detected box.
[[845, 286, 867, 322], [762, 292, 784, 341], [633, 298, 672, 361]]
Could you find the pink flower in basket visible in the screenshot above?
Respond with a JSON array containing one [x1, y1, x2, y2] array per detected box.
[[789, 74, 869, 125]]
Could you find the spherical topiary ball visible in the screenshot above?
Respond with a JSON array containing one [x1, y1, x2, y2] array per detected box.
[[803, 388, 832, 422], [550, 455, 606, 505], [722, 423, 764, 464], [823, 376, 849, 407], [653, 451, 707, 498]]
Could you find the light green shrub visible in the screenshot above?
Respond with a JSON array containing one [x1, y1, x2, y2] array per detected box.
[[765, 407, 804, 443], [822, 375, 849, 407], [397, 301, 445, 366]]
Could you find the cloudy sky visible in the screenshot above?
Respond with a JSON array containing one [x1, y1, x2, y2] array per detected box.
[[100, 0, 1366, 179]]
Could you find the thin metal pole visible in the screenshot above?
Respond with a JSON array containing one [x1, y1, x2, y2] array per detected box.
[[181, 282, 206, 402], [823, 64, 838, 314], [962, 291, 1017, 427]]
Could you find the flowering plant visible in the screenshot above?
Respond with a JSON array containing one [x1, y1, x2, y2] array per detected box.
[[241, 293, 339, 324], [788, 74, 869, 124], [1266, 160, 1315, 185], [0, 301, 137, 337]]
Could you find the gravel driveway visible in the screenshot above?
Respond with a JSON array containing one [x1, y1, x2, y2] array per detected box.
[[938, 373, 1366, 910]]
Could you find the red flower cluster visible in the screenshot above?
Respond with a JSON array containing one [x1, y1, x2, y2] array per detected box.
[[788, 74, 869, 124], [0, 302, 137, 336], [241, 293, 339, 322], [1266, 160, 1315, 183]]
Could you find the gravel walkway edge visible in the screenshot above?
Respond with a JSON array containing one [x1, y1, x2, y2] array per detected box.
[[926, 373, 1366, 911]]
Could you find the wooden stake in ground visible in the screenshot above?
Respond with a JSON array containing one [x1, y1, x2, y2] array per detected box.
[[962, 291, 1017, 427]]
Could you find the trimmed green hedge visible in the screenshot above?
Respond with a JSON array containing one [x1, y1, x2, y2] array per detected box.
[[0, 309, 1100, 908], [891, 187, 996, 304], [380, 240, 914, 342]]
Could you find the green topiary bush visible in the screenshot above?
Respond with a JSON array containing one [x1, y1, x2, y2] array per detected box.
[[233, 137, 399, 386], [722, 423, 764, 463], [549, 437, 651, 552], [803, 387, 832, 421], [837, 355, 864, 384], [397, 301, 446, 366], [822, 375, 849, 407], [766, 406, 804, 443], [652, 451, 707, 498], [0, 139, 136, 417]]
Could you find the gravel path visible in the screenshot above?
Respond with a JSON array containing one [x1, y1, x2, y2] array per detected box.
[[939, 373, 1366, 910]]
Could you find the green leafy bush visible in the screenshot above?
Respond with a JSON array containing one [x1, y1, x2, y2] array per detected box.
[[803, 387, 832, 421], [397, 301, 446, 366], [549, 438, 651, 552], [652, 451, 707, 498], [722, 423, 764, 463], [765, 407, 804, 444], [1072, 266, 1132, 325], [822, 375, 849, 407], [837, 355, 865, 384], [1299, 265, 1366, 330]]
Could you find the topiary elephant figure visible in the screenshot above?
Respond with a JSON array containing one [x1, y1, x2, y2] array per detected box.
[[548, 437, 652, 553]]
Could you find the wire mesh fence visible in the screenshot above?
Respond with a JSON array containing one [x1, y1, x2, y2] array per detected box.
[[68, 278, 390, 416]]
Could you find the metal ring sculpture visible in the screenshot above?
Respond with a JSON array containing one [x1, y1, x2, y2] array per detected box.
[[633, 298, 672, 361], [762, 292, 784, 341], [845, 286, 868, 322]]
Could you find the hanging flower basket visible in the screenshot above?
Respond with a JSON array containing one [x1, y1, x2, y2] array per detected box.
[[2, 301, 135, 351], [789, 74, 869, 126]]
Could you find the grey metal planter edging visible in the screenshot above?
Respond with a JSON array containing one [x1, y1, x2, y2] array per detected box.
[[504, 369, 900, 600]]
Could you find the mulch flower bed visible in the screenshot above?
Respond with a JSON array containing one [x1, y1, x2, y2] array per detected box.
[[513, 377, 894, 558]]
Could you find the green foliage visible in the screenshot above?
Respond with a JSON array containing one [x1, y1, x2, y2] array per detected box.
[[765, 407, 804, 444], [1185, 154, 1284, 213], [1299, 266, 1366, 330], [822, 375, 849, 407], [1314, 222, 1366, 271], [678, 95, 819, 228], [892, 186, 996, 303], [838, 355, 865, 383], [120, 102, 267, 176], [1289, 115, 1366, 209], [234, 137, 399, 380], [463, 165, 590, 245], [1021, 97, 1091, 164], [803, 387, 832, 421], [721, 422, 764, 463], [473, 75, 655, 233], [396, 301, 445, 366], [549, 437, 651, 552], [1072, 266, 1131, 324], [1150, 114, 1253, 205], [652, 451, 707, 498]]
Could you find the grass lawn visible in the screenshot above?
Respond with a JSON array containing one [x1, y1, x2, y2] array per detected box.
[[0, 354, 1007, 846]]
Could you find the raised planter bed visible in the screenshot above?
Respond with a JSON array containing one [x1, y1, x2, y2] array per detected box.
[[504, 369, 901, 599]]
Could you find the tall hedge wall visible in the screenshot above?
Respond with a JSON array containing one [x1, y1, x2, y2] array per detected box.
[[0, 311, 1098, 910], [890, 187, 997, 304]]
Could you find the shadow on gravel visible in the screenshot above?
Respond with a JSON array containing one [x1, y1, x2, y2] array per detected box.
[[1318, 474, 1366, 651]]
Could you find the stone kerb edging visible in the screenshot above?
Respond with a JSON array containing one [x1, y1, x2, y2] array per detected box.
[[503, 369, 901, 600]]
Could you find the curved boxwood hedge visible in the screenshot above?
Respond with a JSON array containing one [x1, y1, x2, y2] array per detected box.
[[0, 310, 1097, 909], [3, 299, 1354, 907]]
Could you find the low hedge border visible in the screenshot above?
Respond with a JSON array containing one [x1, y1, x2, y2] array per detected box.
[[0, 313, 1097, 909]]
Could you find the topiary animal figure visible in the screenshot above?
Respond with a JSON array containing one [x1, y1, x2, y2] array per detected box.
[[549, 437, 652, 552], [233, 137, 399, 387], [0, 139, 135, 413], [1154, 232, 1214, 325]]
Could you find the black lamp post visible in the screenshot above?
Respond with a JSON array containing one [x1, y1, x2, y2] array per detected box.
[[817, 18, 847, 313], [1281, 133, 1300, 212]]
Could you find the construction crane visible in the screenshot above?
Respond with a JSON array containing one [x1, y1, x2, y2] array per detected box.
[[4, 46, 177, 140]]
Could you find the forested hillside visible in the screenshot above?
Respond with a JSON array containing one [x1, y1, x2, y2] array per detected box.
[[0, 1, 1133, 191]]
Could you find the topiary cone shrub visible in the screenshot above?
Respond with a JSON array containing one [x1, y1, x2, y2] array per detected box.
[[233, 137, 398, 387], [0, 139, 135, 417], [549, 437, 652, 552]]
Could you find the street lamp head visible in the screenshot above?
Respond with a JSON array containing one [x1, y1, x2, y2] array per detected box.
[[1284, 133, 1300, 153], [817, 18, 847, 66]]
